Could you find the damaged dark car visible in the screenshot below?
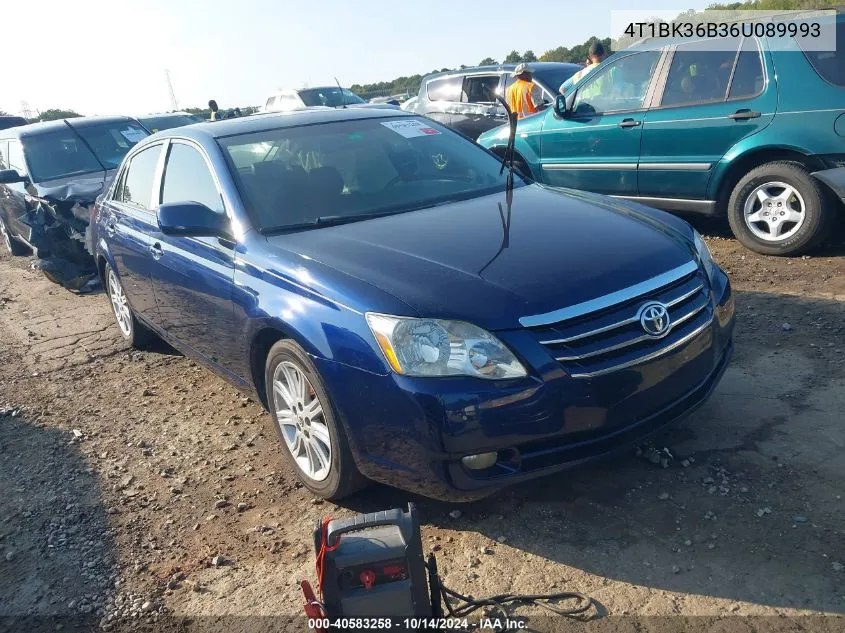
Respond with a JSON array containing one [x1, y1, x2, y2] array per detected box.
[[0, 116, 149, 290]]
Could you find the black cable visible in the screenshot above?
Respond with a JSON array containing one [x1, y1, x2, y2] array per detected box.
[[439, 583, 596, 620]]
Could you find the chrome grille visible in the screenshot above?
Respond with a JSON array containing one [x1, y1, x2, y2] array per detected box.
[[525, 263, 713, 379]]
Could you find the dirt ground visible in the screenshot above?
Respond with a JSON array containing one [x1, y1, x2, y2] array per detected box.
[[1, 223, 844, 632]]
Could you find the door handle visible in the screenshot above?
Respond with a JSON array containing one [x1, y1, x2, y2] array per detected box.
[[729, 109, 761, 120], [106, 222, 116, 237], [149, 242, 163, 260], [618, 118, 641, 128]]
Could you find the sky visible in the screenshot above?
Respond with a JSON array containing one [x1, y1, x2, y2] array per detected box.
[[1, 0, 711, 117]]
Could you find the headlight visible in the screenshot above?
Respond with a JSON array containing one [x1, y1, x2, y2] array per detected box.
[[693, 230, 717, 283], [366, 313, 527, 380]]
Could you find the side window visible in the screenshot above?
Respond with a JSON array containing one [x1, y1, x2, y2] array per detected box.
[[426, 76, 463, 102], [0, 141, 7, 170], [796, 20, 844, 87], [573, 50, 662, 115], [121, 145, 162, 210], [728, 37, 765, 99], [661, 37, 741, 107], [161, 143, 223, 214], [461, 75, 500, 104], [7, 141, 27, 175]]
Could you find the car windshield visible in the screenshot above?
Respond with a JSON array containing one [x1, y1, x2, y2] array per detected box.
[[298, 88, 366, 107], [71, 121, 149, 170], [218, 116, 525, 232], [138, 114, 204, 133], [533, 66, 581, 93]]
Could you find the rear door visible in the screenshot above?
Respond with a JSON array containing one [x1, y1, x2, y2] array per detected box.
[[639, 36, 776, 200], [538, 49, 665, 195], [147, 140, 238, 374], [100, 144, 164, 324]]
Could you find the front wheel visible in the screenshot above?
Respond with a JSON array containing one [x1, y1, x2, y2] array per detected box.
[[265, 340, 367, 500], [726, 161, 835, 256], [0, 217, 28, 256]]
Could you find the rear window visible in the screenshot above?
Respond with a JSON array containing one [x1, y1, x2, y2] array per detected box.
[[796, 19, 845, 87], [299, 88, 365, 107], [426, 76, 462, 102]]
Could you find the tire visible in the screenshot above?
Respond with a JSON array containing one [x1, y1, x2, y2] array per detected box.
[[265, 339, 368, 500], [104, 263, 154, 348], [726, 161, 834, 256], [0, 217, 29, 256]]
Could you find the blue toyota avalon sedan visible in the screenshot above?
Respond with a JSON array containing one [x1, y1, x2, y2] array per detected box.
[[94, 108, 735, 501]]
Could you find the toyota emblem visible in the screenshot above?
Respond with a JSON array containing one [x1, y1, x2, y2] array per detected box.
[[639, 302, 671, 337]]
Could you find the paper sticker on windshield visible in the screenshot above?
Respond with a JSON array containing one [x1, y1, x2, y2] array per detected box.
[[380, 120, 440, 138], [120, 128, 147, 143]]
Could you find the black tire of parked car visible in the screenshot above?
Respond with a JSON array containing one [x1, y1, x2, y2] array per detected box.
[[0, 218, 29, 256], [264, 339, 368, 500], [727, 161, 835, 256], [104, 263, 156, 348]]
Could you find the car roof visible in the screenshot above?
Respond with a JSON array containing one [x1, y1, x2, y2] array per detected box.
[[143, 107, 414, 143], [423, 62, 582, 83], [0, 115, 140, 139], [138, 111, 198, 119]]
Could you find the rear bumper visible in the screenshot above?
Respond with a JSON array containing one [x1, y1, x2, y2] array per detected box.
[[812, 166, 845, 206]]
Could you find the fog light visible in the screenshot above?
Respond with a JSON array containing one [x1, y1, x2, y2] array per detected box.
[[716, 294, 735, 327], [461, 452, 498, 470]]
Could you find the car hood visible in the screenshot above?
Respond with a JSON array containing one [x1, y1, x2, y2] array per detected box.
[[266, 185, 697, 330]]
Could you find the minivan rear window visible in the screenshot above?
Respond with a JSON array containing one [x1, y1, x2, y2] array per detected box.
[[796, 19, 845, 87]]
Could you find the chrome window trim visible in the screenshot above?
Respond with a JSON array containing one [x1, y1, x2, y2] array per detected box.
[[519, 260, 699, 327]]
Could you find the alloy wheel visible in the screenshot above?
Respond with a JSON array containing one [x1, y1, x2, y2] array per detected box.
[[743, 181, 806, 242], [107, 269, 132, 337], [272, 361, 332, 482]]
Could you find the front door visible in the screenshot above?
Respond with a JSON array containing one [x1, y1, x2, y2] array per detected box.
[[538, 49, 665, 195], [3, 141, 32, 241], [147, 140, 238, 375], [639, 36, 776, 200], [102, 143, 164, 324]]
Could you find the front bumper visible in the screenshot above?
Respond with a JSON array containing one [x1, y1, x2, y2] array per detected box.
[[315, 270, 735, 502]]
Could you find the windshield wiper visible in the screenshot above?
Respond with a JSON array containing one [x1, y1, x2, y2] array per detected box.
[[259, 199, 466, 235], [493, 95, 518, 194]]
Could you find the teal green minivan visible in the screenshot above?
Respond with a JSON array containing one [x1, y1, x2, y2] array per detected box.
[[478, 13, 845, 256]]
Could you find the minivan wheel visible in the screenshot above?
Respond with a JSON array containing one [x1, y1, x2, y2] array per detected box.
[[0, 218, 28, 256], [727, 161, 833, 256], [105, 263, 154, 348], [265, 340, 367, 500]]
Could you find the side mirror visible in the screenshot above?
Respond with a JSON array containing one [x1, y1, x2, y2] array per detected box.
[[157, 202, 230, 238], [554, 93, 578, 117], [0, 169, 26, 184]]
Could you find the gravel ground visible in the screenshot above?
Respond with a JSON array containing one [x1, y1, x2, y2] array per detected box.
[[1, 226, 844, 632]]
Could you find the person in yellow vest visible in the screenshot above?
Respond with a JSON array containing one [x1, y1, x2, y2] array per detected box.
[[559, 42, 610, 95], [506, 64, 539, 119]]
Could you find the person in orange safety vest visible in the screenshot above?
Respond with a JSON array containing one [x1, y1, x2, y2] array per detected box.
[[505, 63, 539, 119]]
